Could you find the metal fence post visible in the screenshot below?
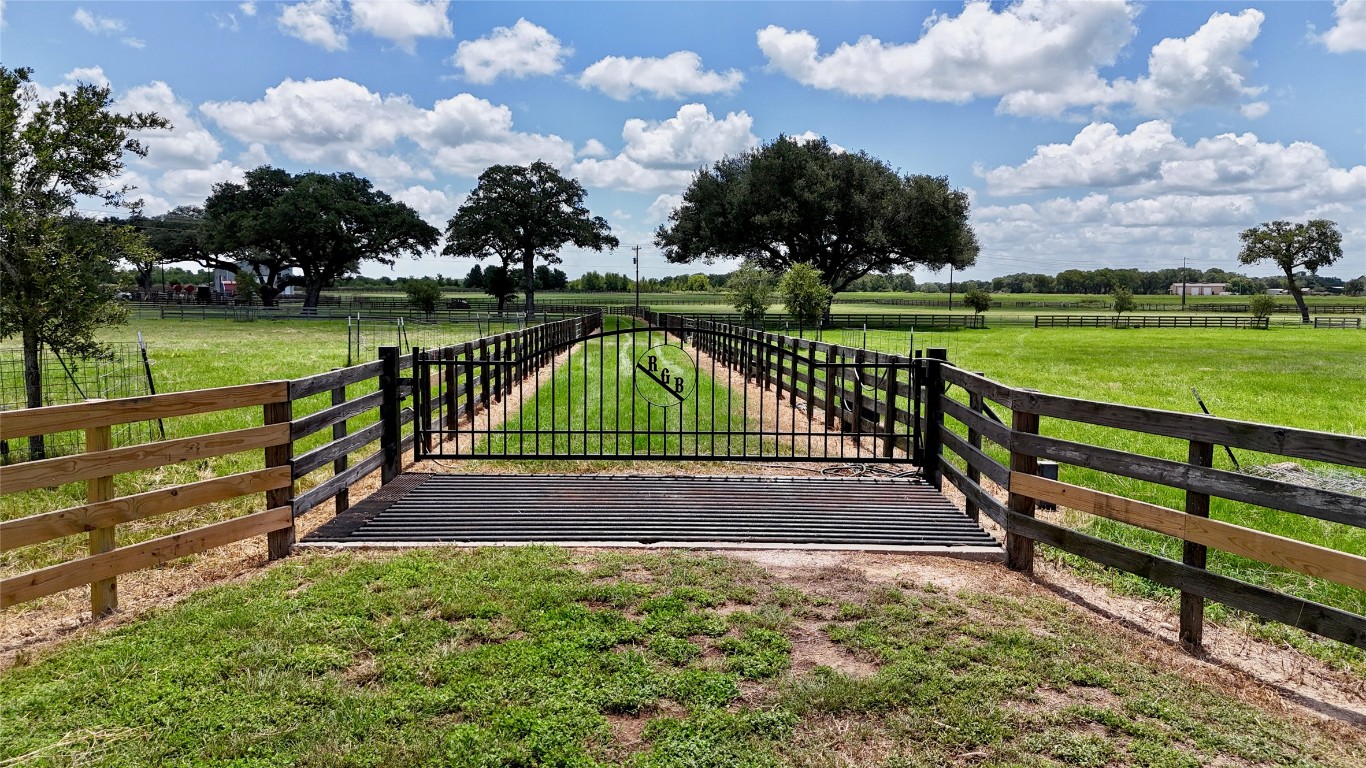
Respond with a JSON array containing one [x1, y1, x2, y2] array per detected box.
[[379, 346, 401, 485]]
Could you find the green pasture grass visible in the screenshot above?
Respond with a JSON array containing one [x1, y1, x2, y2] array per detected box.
[[856, 324, 1366, 658], [457, 317, 803, 460], [2, 547, 1358, 767]]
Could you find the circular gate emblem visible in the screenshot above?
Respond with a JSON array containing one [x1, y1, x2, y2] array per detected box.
[[634, 343, 696, 407]]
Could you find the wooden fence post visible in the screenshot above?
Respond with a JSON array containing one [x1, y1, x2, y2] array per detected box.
[[966, 380, 984, 523], [86, 410, 117, 616], [1006, 395, 1039, 573], [330, 373, 350, 514], [1180, 440, 1215, 648], [379, 346, 401, 485], [923, 349, 947, 490], [264, 385, 294, 560]]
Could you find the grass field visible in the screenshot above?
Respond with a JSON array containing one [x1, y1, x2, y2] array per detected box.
[[3, 547, 1360, 767]]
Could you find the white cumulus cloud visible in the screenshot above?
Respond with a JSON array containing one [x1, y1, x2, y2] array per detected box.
[[759, 2, 1271, 119], [578, 51, 744, 100], [279, 0, 347, 51], [572, 104, 758, 193], [1321, 0, 1366, 52], [1104, 9, 1267, 118], [350, 0, 451, 53], [980, 120, 1366, 204], [452, 18, 567, 84], [200, 76, 575, 181], [119, 81, 224, 169], [201, 77, 416, 161], [757, 1, 1135, 113]]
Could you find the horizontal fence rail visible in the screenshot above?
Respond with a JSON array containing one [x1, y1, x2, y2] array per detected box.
[[1034, 315, 1270, 329], [0, 383, 295, 613], [932, 363, 1366, 649]]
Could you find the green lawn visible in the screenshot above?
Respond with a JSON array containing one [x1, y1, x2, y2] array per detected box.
[[3, 547, 1359, 767]]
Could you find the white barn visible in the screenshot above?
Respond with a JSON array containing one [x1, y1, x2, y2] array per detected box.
[[1169, 282, 1228, 296]]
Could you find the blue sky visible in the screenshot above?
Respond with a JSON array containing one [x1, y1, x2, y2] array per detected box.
[[5, 0, 1364, 281]]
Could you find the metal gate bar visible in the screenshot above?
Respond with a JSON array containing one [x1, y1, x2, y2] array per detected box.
[[409, 321, 919, 464]]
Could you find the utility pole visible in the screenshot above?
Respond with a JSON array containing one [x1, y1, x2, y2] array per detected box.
[[633, 245, 641, 317], [1181, 256, 1187, 310]]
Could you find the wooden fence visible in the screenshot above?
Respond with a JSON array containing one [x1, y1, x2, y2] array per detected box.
[[1034, 315, 1270, 329], [0, 315, 596, 616], [1314, 317, 1362, 328], [667, 312, 984, 330], [672, 316, 1365, 649]]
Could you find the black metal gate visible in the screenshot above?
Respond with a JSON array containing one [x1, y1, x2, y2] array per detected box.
[[407, 317, 922, 464]]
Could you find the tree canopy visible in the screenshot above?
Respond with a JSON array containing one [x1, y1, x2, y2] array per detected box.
[[128, 206, 207, 295], [655, 136, 978, 294], [778, 263, 833, 329], [204, 166, 439, 308], [1237, 220, 1343, 324], [445, 161, 618, 317], [1, 66, 166, 456], [727, 263, 775, 323]]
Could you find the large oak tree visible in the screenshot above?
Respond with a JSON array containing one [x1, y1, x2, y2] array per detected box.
[[204, 167, 439, 308], [655, 136, 978, 296], [1, 66, 167, 457], [1237, 220, 1343, 324], [444, 161, 618, 318]]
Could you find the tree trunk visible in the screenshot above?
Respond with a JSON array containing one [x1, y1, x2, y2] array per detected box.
[[22, 328, 45, 460], [305, 282, 324, 309], [1283, 268, 1311, 324], [522, 252, 536, 322], [258, 283, 281, 307]]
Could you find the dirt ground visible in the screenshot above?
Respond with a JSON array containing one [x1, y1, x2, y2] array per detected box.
[[3, 336, 1363, 735]]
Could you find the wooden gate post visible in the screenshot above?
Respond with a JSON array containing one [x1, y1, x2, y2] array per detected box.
[[264, 385, 294, 560], [921, 349, 948, 490], [1006, 397, 1039, 573], [1180, 440, 1215, 648], [965, 379, 985, 523], [86, 410, 117, 616], [330, 372, 350, 514], [379, 346, 401, 485]]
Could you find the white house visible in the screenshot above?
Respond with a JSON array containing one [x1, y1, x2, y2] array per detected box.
[[1169, 282, 1228, 296]]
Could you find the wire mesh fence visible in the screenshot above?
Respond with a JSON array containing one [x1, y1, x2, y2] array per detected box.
[[0, 340, 160, 462]]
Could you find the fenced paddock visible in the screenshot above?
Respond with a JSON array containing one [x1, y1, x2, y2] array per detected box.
[[1, 313, 1362, 652]]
